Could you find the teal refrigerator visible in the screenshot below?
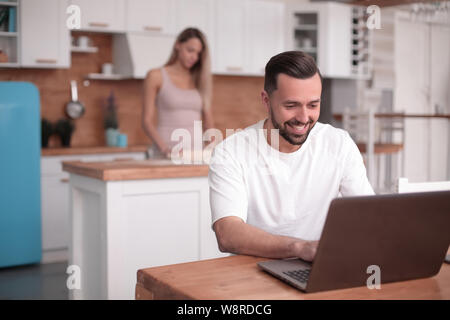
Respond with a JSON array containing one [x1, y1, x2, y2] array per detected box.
[[0, 82, 42, 268]]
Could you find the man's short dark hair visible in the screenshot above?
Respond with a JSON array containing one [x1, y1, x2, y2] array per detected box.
[[264, 51, 322, 95]]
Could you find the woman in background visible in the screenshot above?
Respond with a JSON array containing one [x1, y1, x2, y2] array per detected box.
[[142, 27, 214, 159]]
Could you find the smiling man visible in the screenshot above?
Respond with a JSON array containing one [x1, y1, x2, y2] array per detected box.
[[208, 51, 374, 262]]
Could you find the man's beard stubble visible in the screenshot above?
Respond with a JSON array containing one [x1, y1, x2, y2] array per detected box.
[[269, 106, 316, 147]]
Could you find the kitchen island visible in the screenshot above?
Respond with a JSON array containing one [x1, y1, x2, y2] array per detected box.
[[63, 159, 227, 300]]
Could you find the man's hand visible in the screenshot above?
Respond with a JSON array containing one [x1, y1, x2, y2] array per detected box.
[[291, 240, 319, 262]]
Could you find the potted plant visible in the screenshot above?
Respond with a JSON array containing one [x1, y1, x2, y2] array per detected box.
[[41, 118, 53, 148], [103, 91, 119, 147], [54, 118, 75, 147]]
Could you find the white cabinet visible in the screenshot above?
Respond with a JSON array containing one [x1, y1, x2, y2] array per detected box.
[[214, 0, 285, 76], [41, 175, 71, 251], [113, 33, 175, 79], [40, 152, 146, 263], [245, 0, 284, 75], [286, 2, 371, 79], [0, 1, 19, 67], [126, 0, 175, 34], [175, 0, 215, 61], [70, 0, 125, 32], [80, 0, 285, 77], [41, 154, 99, 262], [175, 0, 214, 35], [114, 0, 215, 79], [20, 0, 70, 68], [68, 172, 227, 299], [214, 0, 246, 74], [395, 15, 450, 182]]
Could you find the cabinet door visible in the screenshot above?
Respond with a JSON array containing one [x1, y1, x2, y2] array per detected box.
[[114, 33, 175, 79], [175, 0, 215, 60], [41, 175, 70, 251], [41, 155, 100, 251], [214, 0, 246, 74], [175, 0, 214, 41], [245, 0, 285, 75], [430, 25, 450, 181], [126, 0, 175, 34], [70, 0, 125, 32], [21, 0, 70, 68], [287, 3, 355, 78]]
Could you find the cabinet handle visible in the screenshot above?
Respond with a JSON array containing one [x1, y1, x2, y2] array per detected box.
[[89, 22, 109, 28], [113, 158, 133, 161], [143, 26, 162, 32], [226, 66, 243, 72], [35, 59, 57, 64], [60, 178, 69, 183]]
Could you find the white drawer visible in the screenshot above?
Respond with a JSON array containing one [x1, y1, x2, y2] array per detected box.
[[41, 155, 101, 176], [41, 157, 64, 176]]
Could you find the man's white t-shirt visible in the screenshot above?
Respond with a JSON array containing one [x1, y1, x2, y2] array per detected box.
[[208, 119, 375, 241]]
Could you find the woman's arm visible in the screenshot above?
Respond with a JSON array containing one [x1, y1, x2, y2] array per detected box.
[[202, 107, 215, 131], [202, 107, 217, 148], [142, 69, 171, 156]]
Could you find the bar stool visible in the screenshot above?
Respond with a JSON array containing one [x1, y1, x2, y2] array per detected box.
[[342, 107, 404, 193]]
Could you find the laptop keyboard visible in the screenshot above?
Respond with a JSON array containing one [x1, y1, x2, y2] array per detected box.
[[283, 269, 311, 283]]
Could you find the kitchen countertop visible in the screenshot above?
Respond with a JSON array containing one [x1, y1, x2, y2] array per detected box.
[[62, 159, 209, 181], [41, 145, 149, 156], [333, 113, 450, 121]]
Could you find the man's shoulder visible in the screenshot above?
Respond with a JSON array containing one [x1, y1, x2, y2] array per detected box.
[[314, 122, 349, 139], [214, 119, 264, 150], [311, 122, 354, 153]]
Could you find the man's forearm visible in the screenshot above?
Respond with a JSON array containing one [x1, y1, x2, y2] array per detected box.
[[214, 217, 313, 260]]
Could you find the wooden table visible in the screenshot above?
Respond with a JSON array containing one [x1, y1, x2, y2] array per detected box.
[[136, 254, 450, 300]]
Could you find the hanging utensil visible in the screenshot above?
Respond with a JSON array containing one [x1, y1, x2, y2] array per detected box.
[[65, 80, 85, 119]]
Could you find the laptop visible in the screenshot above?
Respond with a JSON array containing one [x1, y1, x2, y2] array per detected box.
[[258, 191, 450, 293]]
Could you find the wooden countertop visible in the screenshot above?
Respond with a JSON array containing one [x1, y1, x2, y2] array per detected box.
[[62, 159, 209, 181], [356, 142, 403, 154], [42, 145, 149, 156], [136, 254, 450, 300], [333, 113, 450, 121]]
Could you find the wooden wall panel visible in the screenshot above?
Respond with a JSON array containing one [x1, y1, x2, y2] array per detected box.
[[212, 75, 266, 138], [0, 32, 267, 147]]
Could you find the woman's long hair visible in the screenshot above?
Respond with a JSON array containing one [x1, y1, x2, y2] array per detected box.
[[165, 28, 212, 111]]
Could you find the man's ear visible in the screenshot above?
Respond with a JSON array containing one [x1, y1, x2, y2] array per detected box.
[[261, 90, 270, 112]]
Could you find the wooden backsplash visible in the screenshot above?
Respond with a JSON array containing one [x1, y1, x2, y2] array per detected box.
[[0, 32, 267, 148]]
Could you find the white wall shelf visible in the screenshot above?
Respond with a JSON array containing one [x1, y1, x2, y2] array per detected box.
[[0, 31, 17, 37], [294, 25, 317, 31], [0, 62, 19, 67], [70, 45, 98, 53], [0, 1, 17, 6], [297, 47, 317, 53], [86, 73, 130, 80]]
